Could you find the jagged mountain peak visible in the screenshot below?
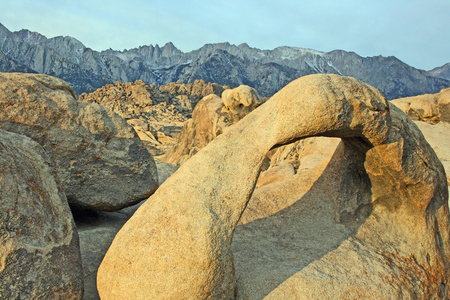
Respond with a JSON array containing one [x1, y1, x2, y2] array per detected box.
[[162, 41, 176, 49], [428, 63, 450, 81], [43, 36, 86, 65], [14, 29, 48, 44], [160, 42, 182, 56], [47, 35, 85, 47], [0, 23, 448, 98], [273, 45, 325, 56]]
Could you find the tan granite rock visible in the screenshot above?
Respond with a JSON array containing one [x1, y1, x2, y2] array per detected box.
[[97, 74, 449, 299], [391, 87, 450, 124]]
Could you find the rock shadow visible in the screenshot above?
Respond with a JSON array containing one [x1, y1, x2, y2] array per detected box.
[[233, 139, 373, 299]]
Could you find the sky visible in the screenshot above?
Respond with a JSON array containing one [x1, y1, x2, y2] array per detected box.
[[0, 0, 448, 71]]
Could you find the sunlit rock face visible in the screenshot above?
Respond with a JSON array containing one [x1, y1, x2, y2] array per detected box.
[[97, 74, 449, 299]]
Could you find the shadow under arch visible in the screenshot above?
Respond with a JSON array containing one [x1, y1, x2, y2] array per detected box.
[[233, 138, 374, 299]]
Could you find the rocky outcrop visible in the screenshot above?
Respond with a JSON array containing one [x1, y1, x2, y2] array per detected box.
[[159, 79, 229, 108], [391, 87, 450, 124], [222, 85, 262, 122], [0, 129, 83, 299], [97, 74, 449, 299], [161, 85, 262, 165], [78, 79, 227, 156], [0, 73, 158, 211]]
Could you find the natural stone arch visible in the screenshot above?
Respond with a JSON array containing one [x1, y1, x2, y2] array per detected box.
[[97, 74, 449, 299]]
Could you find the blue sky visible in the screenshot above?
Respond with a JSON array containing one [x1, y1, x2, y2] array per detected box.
[[1, 0, 448, 70]]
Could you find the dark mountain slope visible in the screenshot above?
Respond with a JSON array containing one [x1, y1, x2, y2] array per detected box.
[[0, 23, 448, 99]]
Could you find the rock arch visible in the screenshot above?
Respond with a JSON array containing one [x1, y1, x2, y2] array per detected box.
[[97, 74, 449, 299]]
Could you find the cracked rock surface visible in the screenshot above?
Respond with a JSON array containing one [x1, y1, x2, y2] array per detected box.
[[0, 129, 83, 299]]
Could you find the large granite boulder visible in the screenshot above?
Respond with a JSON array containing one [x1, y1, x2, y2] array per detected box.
[[0, 129, 83, 299], [97, 74, 449, 299], [0, 73, 158, 211]]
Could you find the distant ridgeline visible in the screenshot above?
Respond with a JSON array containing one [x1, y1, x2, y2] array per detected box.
[[0, 23, 449, 99]]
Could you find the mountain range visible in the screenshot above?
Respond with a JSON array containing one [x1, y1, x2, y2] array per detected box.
[[0, 22, 449, 99]]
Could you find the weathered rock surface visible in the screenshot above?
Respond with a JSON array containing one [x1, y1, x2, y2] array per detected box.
[[0, 129, 83, 299], [98, 74, 449, 299], [255, 162, 296, 188], [392, 88, 450, 194], [161, 85, 262, 165], [414, 121, 450, 190], [0, 73, 158, 211], [79, 79, 227, 156], [221, 85, 262, 122], [391, 87, 450, 124]]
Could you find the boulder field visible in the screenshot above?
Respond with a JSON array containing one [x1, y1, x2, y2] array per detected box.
[[97, 74, 449, 299]]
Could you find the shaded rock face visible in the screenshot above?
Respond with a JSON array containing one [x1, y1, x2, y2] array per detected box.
[[0, 73, 158, 211], [0, 129, 83, 299], [160, 85, 262, 165], [97, 74, 449, 299], [75, 205, 141, 300]]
